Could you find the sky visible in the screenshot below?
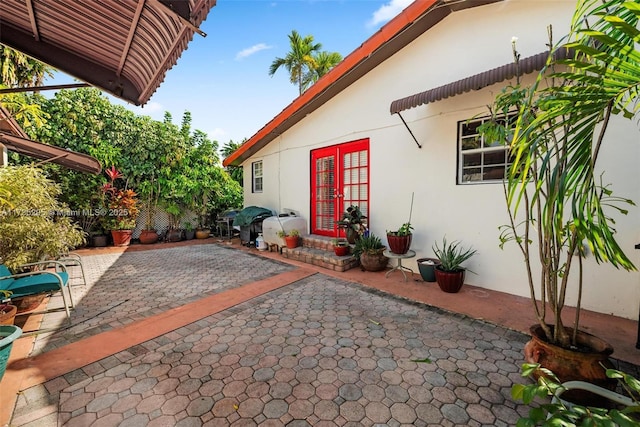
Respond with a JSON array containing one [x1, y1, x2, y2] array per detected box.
[[50, 0, 414, 146]]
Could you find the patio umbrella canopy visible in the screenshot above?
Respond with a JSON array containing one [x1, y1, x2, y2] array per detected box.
[[0, 0, 217, 106]]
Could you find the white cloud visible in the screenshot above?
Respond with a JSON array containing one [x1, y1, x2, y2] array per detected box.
[[207, 127, 229, 140], [235, 43, 272, 60], [367, 0, 414, 28]]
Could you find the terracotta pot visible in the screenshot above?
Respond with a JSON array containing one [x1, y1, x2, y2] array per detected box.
[[196, 229, 210, 239], [334, 245, 349, 256], [285, 235, 299, 249], [434, 267, 465, 293], [524, 324, 615, 406], [360, 250, 389, 272], [111, 229, 133, 246], [387, 233, 412, 255], [0, 304, 17, 325], [139, 229, 159, 244], [12, 294, 46, 313]]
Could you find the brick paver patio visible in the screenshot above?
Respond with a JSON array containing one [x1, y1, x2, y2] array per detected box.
[[3, 240, 639, 426]]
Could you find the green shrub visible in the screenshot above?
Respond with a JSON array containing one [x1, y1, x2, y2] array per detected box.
[[0, 165, 84, 270]]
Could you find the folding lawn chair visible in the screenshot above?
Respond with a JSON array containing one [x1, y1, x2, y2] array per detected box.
[[0, 261, 74, 319]]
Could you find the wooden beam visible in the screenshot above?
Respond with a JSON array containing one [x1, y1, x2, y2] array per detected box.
[[25, 0, 40, 42], [118, 0, 146, 77], [147, 0, 207, 37]]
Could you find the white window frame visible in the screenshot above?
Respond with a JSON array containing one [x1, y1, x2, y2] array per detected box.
[[252, 160, 263, 193], [457, 114, 515, 184]]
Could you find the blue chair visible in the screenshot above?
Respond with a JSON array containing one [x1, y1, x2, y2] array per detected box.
[[0, 261, 73, 319]]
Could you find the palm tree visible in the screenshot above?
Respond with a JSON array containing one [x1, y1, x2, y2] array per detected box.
[[302, 51, 343, 90], [269, 30, 322, 95], [483, 0, 639, 348], [1, 46, 53, 87]]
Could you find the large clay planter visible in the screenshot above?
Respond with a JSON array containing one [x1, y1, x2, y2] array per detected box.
[[434, 267, 465, 293], [524, 324, 615, 406], [111, 229, 133, 246], [0, 304, 17, 325], [196, 229, 210, 239], [360, 250, 389, 272], [387, 233, 412, 255], [139, 229, 159, 244]]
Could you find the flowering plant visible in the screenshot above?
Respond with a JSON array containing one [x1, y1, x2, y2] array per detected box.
[[101, 166, 139, 230]]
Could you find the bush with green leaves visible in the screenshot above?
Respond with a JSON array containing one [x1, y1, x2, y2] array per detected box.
[[0, 165, 85, 270], [513, 363, 640, 426]]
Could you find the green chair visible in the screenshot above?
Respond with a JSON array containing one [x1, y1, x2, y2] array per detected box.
[[0, 261, 73, 319]]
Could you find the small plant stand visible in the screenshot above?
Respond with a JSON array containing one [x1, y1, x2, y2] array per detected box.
[[383, 249, 415, 282]]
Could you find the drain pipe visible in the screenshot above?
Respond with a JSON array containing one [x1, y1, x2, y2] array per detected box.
[[636, 243, 640, 349]]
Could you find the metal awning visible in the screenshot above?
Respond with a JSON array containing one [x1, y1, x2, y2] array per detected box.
[[0, 106, 101, 174], [0, 0, 216, 106], [0, 132, 102, 174], [390, 49, 570, 114]]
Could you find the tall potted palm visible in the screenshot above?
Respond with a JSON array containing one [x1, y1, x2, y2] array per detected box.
[[480, 0, 638, 400]]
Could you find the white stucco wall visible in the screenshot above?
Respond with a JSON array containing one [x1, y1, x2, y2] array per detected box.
[[241, 0, 640, 320]]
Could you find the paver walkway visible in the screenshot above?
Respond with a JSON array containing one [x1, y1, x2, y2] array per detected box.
[[3, 240, 639, 426]]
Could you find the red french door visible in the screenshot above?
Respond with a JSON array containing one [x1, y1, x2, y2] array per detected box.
[[311, 139, 369, 237]]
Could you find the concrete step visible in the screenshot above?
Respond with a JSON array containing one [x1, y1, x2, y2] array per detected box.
[[281, 235, 359, 272]]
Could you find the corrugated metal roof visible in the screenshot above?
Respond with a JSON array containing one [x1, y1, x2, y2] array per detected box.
[[0, 0, 216, 106], [390, 49, 570, 114]]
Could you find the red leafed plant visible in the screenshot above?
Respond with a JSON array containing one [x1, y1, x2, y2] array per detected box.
[[101, 166, 139, 230]]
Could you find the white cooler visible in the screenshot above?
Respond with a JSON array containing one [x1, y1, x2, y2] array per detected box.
[[262, 215, 308, 247]]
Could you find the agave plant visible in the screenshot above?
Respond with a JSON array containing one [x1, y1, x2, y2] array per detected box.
[[432, 237, 477, 273]]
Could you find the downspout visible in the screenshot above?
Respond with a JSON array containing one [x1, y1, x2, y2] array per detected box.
[[636, 242, 640, 349], [395, 112, 422, 149]]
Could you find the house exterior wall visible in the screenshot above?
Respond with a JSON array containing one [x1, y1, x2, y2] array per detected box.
[[241, 0, 640, 319]]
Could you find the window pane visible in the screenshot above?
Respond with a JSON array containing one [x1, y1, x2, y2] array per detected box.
[[483, 166, 506, 180], [461, 137, 480, 151], [462, 168, 481, 182], [359, 151, 367, 166], [484, 150, 507, 166], [461, 120, 481, 137], [463, 153, 481, 167]]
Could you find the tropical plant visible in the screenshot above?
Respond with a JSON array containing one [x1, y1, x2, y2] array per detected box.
[[269, 30, 342, 95], [352, 232, 385, 260], [479, 0, 638, 349], [221, 139, 244, 185], [101, 166, 139, 230], [338, 205, 367, 236], [387, 192, 414, 236], [302, 50, 343, 88], [512, 363, 640, 426], [432, 237, 477, 273], [0, 46, 53, 88], [0, 165, 85, 270]]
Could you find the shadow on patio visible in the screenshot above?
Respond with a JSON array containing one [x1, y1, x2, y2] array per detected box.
[[1, 238, 639, 426]]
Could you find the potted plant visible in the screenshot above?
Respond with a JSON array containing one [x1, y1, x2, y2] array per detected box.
[[331, 238, 350, 256], [0, 324, 22, 381], [138, 178, 159, 244], [432, 237, 477, 293], [353, 233, 388, 272], [477, 2, 638, 399], [102, 166, 139, 246], [387, 193, 414, 254], [512, 363, 640, 424], [164, 203, 184, 242], [0, 291, 16, 326], [184, 222, 195, 240], [338, 205, 367, 244], [278, 229, 300, 249]]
